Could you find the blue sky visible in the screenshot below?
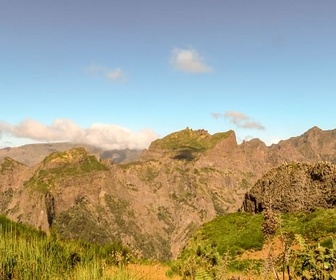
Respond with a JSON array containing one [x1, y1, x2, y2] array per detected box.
[[1, 0, 335, 149]]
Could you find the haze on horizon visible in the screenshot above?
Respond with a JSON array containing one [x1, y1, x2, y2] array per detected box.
[[1, 0, 335, 149]]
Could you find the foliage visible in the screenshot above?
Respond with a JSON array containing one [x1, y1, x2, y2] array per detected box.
[[0, 215, 45, 239], [149, 128, 233, 161], [171, 212, 264, 278], [227, 259, 263, 274], [0, 215, 134, 279], [281, 208, 336, 241], [150, 129, 232, 151], [194, 212, 264, 256], [173, 209, 336, 278], [290, 234, 336, 279], [25, 149, 108, 193], [171, 239, 225, 279], [53, 203, 115, 244], [260, 209, 336, 279]]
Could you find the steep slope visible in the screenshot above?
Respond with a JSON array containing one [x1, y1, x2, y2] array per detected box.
[[1, 126, 336, 260], [271, 126, 336, 163], [243, 161, 336, 213], [0, 157, 30, 213]]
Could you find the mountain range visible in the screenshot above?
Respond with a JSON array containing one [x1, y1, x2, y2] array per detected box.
[[1, 126, 336, 260]]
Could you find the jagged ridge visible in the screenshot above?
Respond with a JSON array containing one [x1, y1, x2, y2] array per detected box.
[[1, 126, 336, 260]]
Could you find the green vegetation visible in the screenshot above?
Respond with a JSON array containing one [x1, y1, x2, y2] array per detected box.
[[170, 213, 264, 278], [0, 157, 24, 173], [4, 207, 336, 279], [43, 147, 87, 164], [194, 212, 264, 256], [170, 240, 225, 279], [0, 215, 134, 279], [172, 209, 336, 278], [149, 128, 233, 161], [42, 148, 108, 173], [290, 234, 336, 279], [281, 208, 336, 241], [25, 149, 108, 193], [53, 203, 114, 245], [141, 165, 160, 182]]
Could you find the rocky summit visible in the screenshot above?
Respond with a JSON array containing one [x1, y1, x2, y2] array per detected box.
[[1, 126, 336, 260], [243, 161, 336, 213]]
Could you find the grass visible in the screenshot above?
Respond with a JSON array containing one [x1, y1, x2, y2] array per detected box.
[[172, 209, 336, 277], [4, 202, 336, 279], [281, 208, 336, 242], [0, 215, 178, 279], [0, 215, 147, 279], [178, 208, 336, 263], [193, 212, 265, 257]]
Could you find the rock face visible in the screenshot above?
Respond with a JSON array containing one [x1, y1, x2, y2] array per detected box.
[[243, 161, 336, 213], [1, 126, 336, 260]]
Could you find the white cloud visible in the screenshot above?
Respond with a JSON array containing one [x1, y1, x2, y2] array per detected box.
[[212, 111, 265, 130], [171, 48, 213, 73], [0, 119, 158, 150], [105, 68, 127, 82], [86, 64, 127, 83]]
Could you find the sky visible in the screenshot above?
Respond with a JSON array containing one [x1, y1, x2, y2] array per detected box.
[[1, 0, 336, 150]]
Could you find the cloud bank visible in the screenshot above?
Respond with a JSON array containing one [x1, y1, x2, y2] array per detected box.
[[212, 111, 265, 130], [171, 48, 213, 73], [87, 64, 127, 83], [0, 119, 158, 150]]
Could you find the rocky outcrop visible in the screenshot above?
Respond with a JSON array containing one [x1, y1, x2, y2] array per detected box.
[[243, 161, 336, 213]]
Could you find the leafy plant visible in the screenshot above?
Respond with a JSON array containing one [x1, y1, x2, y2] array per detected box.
[[171, 239, 225, 279], [290, 235, 336, 279], [0, 215, 133, 279]]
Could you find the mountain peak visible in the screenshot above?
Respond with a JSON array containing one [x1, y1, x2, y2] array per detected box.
[[141, 128, 236, 161], [149, 128, 234, 151], [1, 156, 25, 172], [43, 147, 88, 166], [304, 126, 322, 135]]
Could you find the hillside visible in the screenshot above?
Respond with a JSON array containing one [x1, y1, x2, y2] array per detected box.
[[0, 142, 142, 166], [174, 209, 336, 278], [1, 126, 336, 260]]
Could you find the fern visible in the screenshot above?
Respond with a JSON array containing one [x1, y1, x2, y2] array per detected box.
[[291, 235, 336, 279], [195, 268, 213, 280]]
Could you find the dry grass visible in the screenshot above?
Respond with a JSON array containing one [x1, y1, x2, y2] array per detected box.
[[108, 263, 181, 280]]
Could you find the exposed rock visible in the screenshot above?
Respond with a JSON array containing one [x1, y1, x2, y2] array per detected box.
[[2, 127, 336, 260], [243, 161, 336, 213]]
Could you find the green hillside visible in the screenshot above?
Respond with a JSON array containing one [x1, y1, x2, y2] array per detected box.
[[171, 209, 336, 279], [0, 215, 131, 279]]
